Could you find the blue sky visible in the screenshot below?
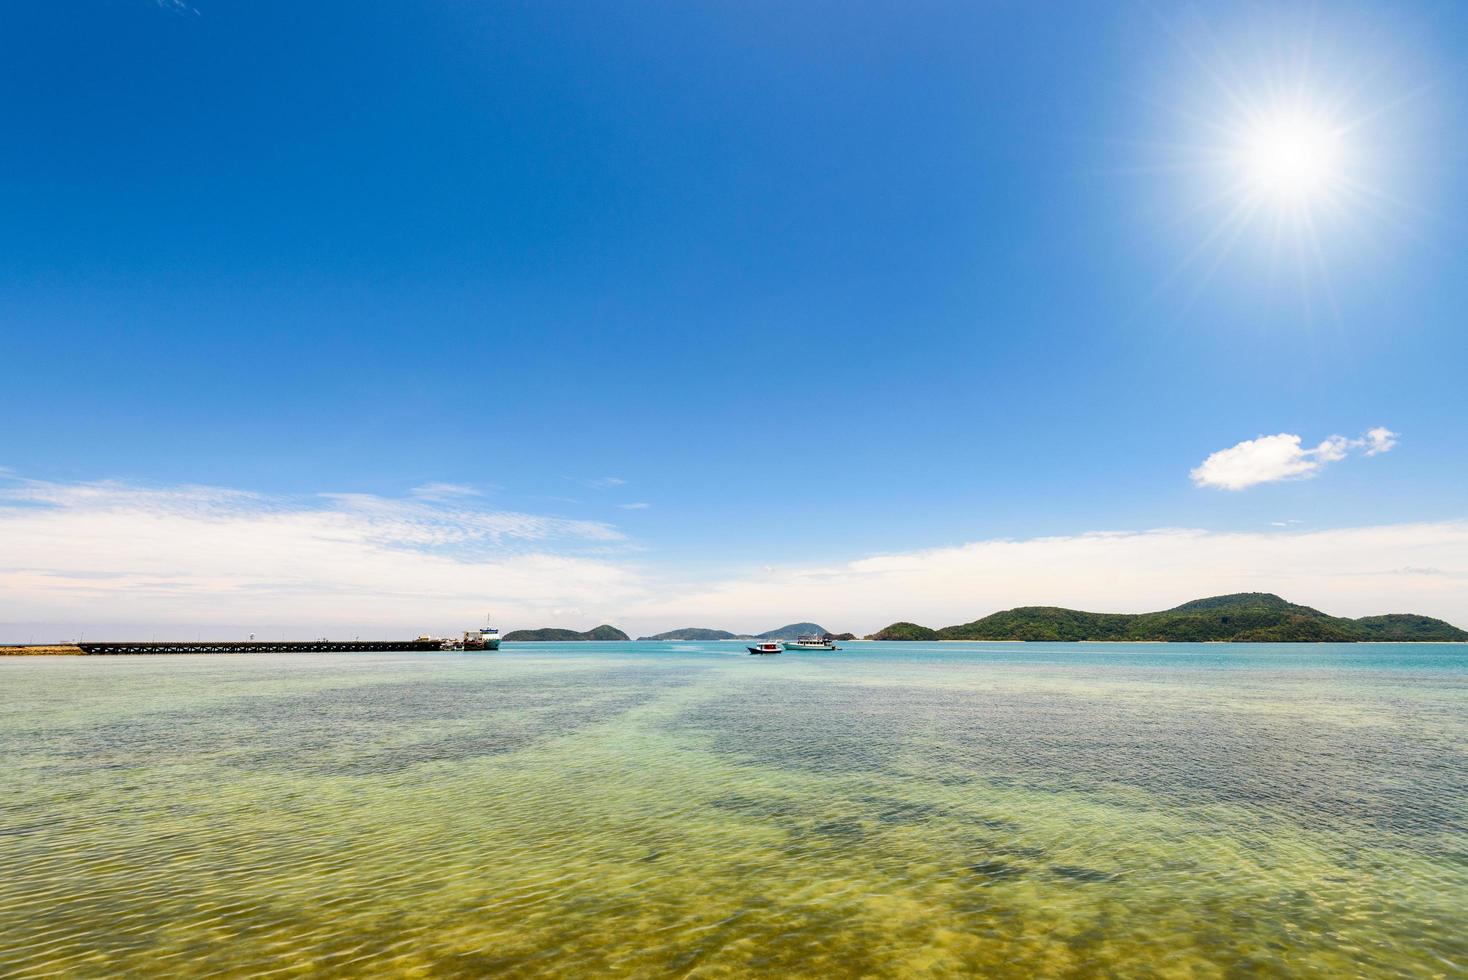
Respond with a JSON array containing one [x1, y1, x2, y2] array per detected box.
[[2, 1, 1466, 636]]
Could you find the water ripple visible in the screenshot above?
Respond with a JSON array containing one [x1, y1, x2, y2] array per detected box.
[[1, 645, 1465, 977]]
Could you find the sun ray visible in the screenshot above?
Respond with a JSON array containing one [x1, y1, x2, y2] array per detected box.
[[1134, 188, 1263, 320], [1130, 6, 1435, 322]]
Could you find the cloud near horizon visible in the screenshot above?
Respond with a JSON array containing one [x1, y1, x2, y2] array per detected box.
[[0, 477, 643, 637], [625, 522, 1468, 635], [1, 474, 1464, 639], [1191, 427, 1398, 490]]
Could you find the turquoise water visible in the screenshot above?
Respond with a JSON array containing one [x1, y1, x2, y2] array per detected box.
[[2, 641, 1465, 977]]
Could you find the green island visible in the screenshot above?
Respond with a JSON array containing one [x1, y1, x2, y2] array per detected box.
[[866, 622, 940, 641], [637, 622, 833, 641], [638, 627, 745, 641], [750, 622, 830, 640], [500, 625, 631, 642], [867, 593, 1468, 642]]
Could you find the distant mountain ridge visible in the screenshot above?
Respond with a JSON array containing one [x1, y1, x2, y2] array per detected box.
[[867, 593, 1467, 643], [502, 625, 630, 642], [637, 627, 744, 641], [756, 622, 829, 640], [637, 622, 834, 641], [867, 622, 938, 641]]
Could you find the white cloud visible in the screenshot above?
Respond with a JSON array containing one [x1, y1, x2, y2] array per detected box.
[[622, 522, 1468, 635], [1363, 426, 1399, 456], [585, 477, 627, 490], [409, 482, 483, 501], [1192, 427, 1397, 490], [618, 502, 651, 510], [1, 474, 1463, 640], [0, 477, 640, 638], [1191, 433, 1336, 489]]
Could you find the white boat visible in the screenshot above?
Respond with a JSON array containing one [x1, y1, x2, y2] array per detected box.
[[782, 634, 838, 651]]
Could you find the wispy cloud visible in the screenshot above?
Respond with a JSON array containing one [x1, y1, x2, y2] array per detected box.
[[624, 521, 1468, 634], [1362, 426, 1398, 456], [154, 0, 200, 15], [410, 482, 483, 501], [1191, 427, 1398, 491], [585, 477, 627, 490], [617, 502, 651, 510], [0, 476, 638, 636], [2, 473, 1463, 638]]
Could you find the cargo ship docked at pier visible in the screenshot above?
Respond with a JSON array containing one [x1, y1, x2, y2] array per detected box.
[[460, 621, 500, 651]]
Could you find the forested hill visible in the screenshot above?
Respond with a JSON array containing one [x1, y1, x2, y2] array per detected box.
[[867, 622, 939, 641], [501, 625, 631, 642], [637, 628, 742, 641], [636, 623, 836, 640], [866, 593, 1467, 642], [756, 622, 829, 640]]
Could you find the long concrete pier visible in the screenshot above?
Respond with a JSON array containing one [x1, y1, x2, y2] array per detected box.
[[73, 639, 444, 655]]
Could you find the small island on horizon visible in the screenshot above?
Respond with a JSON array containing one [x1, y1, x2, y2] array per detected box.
[[500, 623, 856, 643], [500, 625, 631, 642], [865, 593, 1468, 643], [635, 623, 840, 642], [502, 594, 1466, 646], [5, 594, 1463, 655]]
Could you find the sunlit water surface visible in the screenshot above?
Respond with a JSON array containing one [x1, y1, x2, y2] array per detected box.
[[2, 642, 1465, 977]]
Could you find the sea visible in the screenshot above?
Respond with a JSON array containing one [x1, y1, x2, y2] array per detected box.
[[1, 641, 1464, 977]]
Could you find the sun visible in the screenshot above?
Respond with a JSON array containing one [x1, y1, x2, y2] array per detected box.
[[1238, 109, 1345, 203], [1132, 6, 1430, 316]]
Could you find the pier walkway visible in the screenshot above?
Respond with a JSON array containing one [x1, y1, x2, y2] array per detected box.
[[75, 640, 444, 655]]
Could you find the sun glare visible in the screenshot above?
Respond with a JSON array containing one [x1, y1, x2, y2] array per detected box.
[[1132, 4, 1432, 315], [1239, 111, 1344, 202]]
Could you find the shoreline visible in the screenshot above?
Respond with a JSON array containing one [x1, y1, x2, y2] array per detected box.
[[5, 639, 1465, 656]]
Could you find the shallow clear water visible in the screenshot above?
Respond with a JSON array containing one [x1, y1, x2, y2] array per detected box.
[[2, 642, 1465, 977]]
